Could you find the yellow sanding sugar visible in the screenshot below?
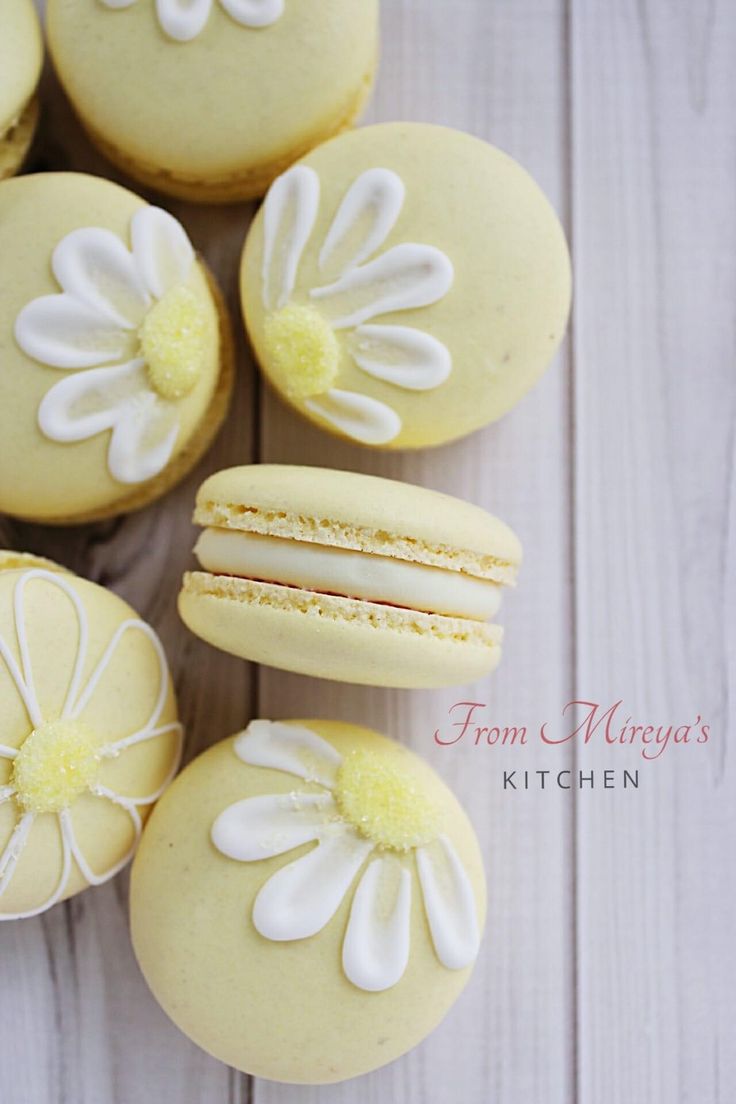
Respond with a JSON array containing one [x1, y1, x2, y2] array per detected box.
[[334, 748, 439, 852], [12, 720, 100, 814], [263, 303, 340, 400], [140, 285, 207, 400]]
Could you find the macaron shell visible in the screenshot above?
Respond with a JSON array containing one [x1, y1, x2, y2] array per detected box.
[[178, 572, 502, 689], [0, 569, 180, 917], [242, 122, 572, 448], [195, 464, 523, 576], [0, 0, 42, 138], [0, 95, 39, 182], [0, 549, 66, 574], [130, 724, 486, 1083], [0, 173, 231, 522], [47, 0, 379, 201]]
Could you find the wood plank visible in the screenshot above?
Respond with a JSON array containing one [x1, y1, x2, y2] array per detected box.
[[254, 1, 575, 1101], [570, 1, 736, 1100]]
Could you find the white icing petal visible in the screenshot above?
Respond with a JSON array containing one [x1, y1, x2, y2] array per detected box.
[[0, 815, 72, 922], [14, 571, 90, 725], [342, 857, 412, 992], [262, 165, 320, 310], [234, 720, 342, 789], [52, 227, 151, 329], [219, 0, 284, 28], [318, 168, 406, 275], [155, 0, 212, 41], [107, 393, 180, 485], [131, 206, 195, 299], [311, 243, 454, 330], [38, 360, 147, 444], [351, 324, 452, 391], [0, 606, 43, 729], [15, 294, 131, 370], [102, 720, 181, 765], [304, 388, 402, 446], [95, 724, 183, 806], [252, 828, 373, 941], [212, 792, 334, 861], [61, 804, 141, 886], [0, 812, 34, 901], [416, 835, 480, 970], [73, 618, 170, 732]]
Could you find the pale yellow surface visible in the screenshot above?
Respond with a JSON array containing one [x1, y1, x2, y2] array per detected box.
[[0, 96, 39, 181], [0, 568, 180, 916], [242, 122, 572, 448], [47, 0, 379, 192], [195, 464, 523, 578], [131, 723, 487, 1084], [0, 0, 42, 137], [0, 550, 65, 574], [0, 173, 225, 522], [179, 572, 502, 689]]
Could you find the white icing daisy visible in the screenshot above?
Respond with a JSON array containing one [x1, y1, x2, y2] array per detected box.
[[260, 166, 455, 445], [15, 206, 208, 486], [0, 570, 183, 920], [99, 0, 284, 42], [212, 721, 480, 993]]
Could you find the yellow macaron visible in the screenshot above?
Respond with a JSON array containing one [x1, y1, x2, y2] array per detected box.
[[178, 464, 522, 688], [241, 122, 572, 448], [0, 0, 42, 181], [0, 554, 182, 921], [131, 719, 486, 1083], [0, 172, 233, 523], [47, 0, 379, 203]]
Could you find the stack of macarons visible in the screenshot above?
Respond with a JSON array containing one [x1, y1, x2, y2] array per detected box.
[[0, 0, 571, 1088]]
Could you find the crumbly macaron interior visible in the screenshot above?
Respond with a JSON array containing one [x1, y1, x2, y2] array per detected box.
[[194, 527, 506, 623]]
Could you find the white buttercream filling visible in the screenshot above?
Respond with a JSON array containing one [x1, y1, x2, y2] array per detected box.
[[194, 529, 503, 622]]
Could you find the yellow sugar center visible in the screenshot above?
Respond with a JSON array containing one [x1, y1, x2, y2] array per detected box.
[[12, 721, 100, 815], [334, 749, 438, 852], [139, 285, 206, 400], [264, 304, 340, 400]]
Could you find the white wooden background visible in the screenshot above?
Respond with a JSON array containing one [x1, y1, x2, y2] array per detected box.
[[0, 1, 734, 1101]]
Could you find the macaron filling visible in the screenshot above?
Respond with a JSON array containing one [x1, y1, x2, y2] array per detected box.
[[194, 527, 503, 621]]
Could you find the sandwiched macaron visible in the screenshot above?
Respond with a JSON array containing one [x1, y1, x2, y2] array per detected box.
[[241, 122, 572, 448], [47, 0, 379, 204], [0, 0, 43, 181], [0, 554, 182, 921], [178, 465, 522, 688], [131, 719, 486, 1083], [0, 172, 233, 523]]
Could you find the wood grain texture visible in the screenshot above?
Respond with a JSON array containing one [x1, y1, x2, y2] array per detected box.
[[570, 1, 736, 1101], [0, 0, 733, 1101]]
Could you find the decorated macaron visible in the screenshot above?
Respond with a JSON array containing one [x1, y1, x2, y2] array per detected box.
[[0, 554, 182, 921], [0, 172, 233, 523], [241, 122, 572, 448], [131, 719, 485, 1082], [0, 0, 42, 181], [46, 0, 379, 204], [178, 465, 521, 688]]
